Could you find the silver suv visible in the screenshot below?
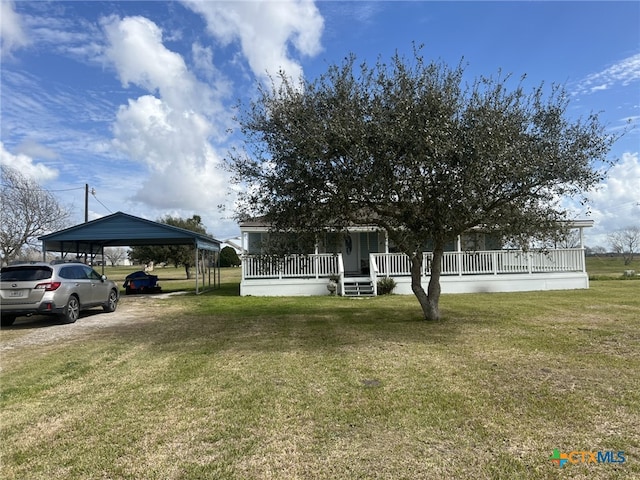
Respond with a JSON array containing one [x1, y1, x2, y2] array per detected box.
[[0, 261, 119, 327]]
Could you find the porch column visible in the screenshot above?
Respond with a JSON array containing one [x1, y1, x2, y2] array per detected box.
[[579, 227, 586, 273], [457, 235, 462, 277], [315, 235, 322, 277], [241, 232, 248, 254]]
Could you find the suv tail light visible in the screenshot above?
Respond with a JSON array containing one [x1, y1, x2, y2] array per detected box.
[[35, 282, 62, 291]]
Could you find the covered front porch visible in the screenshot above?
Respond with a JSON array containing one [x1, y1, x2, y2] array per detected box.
[[238, 221, 592, 297], [240, 248, 589, 296]]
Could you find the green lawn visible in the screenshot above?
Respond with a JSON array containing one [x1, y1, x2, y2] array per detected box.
[[1, 273, 638, 479], [586, 255, 639, 279]]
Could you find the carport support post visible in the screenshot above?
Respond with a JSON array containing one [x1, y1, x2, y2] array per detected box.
[[195, 246, 199, 295]]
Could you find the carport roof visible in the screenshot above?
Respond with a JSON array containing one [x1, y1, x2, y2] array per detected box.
[[39, 211, 221, 255]]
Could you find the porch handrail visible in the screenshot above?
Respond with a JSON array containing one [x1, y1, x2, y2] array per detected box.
[[372, 248, 585, 277], [369, 253, 379, 296], [243, 248, 585, 280], [242, 253, 340, 280], [337, 254, 345, 296]]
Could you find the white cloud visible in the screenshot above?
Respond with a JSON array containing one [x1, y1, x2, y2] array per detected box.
[[581, 151, 640, 246], [574, 52, 640, 95], [112, 95, 215, 174], [0, 142, 58, 182], [111, 94, 229, 211], [16, 7, 103, 63], [16, 140, 59, 161], [0, 0, 29, 57], [590, 83, 608, 93], [103, 16, 208, 111], [183, 0, 324, 84], [101, 15, 235, 235], [191, 42, 214, 79]]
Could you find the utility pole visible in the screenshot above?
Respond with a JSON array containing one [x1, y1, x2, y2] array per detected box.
[[84, 184, 89, 264], [84, 184, 89, 223]]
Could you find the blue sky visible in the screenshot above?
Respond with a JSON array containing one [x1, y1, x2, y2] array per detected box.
[[1, 1, 639, 247]]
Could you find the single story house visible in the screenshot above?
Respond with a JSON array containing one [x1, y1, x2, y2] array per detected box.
[[238, 218, 594, 297]]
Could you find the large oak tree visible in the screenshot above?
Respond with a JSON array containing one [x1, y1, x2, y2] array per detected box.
[[230, 49, 618, 320]]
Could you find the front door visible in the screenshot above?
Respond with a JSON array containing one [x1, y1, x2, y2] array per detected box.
[[342, 232, 360, 274]]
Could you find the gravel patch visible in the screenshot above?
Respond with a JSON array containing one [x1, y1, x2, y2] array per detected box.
[[0, 293, 186, 353]]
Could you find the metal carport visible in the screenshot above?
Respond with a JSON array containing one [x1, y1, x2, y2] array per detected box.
[[38, 212, 221, 294]]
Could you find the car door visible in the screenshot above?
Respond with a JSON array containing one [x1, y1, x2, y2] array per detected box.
[[59, 266, 93, 307], [82, 265, 108, 305]]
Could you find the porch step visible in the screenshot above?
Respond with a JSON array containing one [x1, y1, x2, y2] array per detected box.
[[343, 279, 375, 297]]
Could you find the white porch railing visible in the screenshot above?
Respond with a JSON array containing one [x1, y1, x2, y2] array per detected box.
[[372, 248, 585, 277], [242, 253, 340, 280], [242, 248, 586, 280]]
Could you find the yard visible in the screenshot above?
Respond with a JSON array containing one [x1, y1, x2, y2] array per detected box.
[[0, 259, 638, 479]]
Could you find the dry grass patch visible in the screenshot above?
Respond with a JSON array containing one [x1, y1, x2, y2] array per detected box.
[[1, 280, 638, 479]]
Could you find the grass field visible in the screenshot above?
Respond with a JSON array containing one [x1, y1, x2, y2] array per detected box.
[[585, 255, 638, 279], [1, 262, 638, 479]]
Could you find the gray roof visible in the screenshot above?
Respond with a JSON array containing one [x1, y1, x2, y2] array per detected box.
[[39, 211, 221, 255]]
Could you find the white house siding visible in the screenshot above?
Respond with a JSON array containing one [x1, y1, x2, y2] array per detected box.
[[241, 277, 333, 296], [389, 272, 589, 295], [241, 271, 589, 297]]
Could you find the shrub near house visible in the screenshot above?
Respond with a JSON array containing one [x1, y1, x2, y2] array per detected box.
[[220, 246, 241, 267]]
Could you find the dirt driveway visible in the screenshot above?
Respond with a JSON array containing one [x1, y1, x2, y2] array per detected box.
[[0, 293, 186, 353]]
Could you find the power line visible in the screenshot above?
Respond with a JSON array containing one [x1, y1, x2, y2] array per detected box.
[[1, 182, 86, 193], [90, 188, 113, 214], [47, 187, 86, 192]]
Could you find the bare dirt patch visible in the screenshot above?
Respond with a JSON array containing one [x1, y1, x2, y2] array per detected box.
[[0, 293, 187, 354]]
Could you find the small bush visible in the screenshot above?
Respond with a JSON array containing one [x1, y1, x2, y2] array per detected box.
[[377, 277, 396, 295]]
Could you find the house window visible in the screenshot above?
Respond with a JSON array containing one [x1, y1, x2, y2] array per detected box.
[[461, 233, 485, 251], [246, 231, 315, 255], [247, 232, 265, 254], [322, 232, 342, 254]]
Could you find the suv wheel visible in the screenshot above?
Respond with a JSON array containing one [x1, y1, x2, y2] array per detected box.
[[61, 295, 80, 324], [103, 289, 118, 313], [1, 316, 16, 327]]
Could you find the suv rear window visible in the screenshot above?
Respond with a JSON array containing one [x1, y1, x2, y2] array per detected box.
[[0, 266, 53, 281], [59, 266, 89, 280]]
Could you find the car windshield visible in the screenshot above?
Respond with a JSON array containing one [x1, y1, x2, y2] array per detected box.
[[0, 266, 53, 281]]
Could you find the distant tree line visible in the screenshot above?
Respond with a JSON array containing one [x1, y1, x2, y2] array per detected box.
[[586, 226, 640, 265], [128, 215, 210, 279]]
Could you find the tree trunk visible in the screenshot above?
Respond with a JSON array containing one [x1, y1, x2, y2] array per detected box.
[[185, 265, 192, 279], [410, 247, 442, 321], [426, 245, 443, 321]]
